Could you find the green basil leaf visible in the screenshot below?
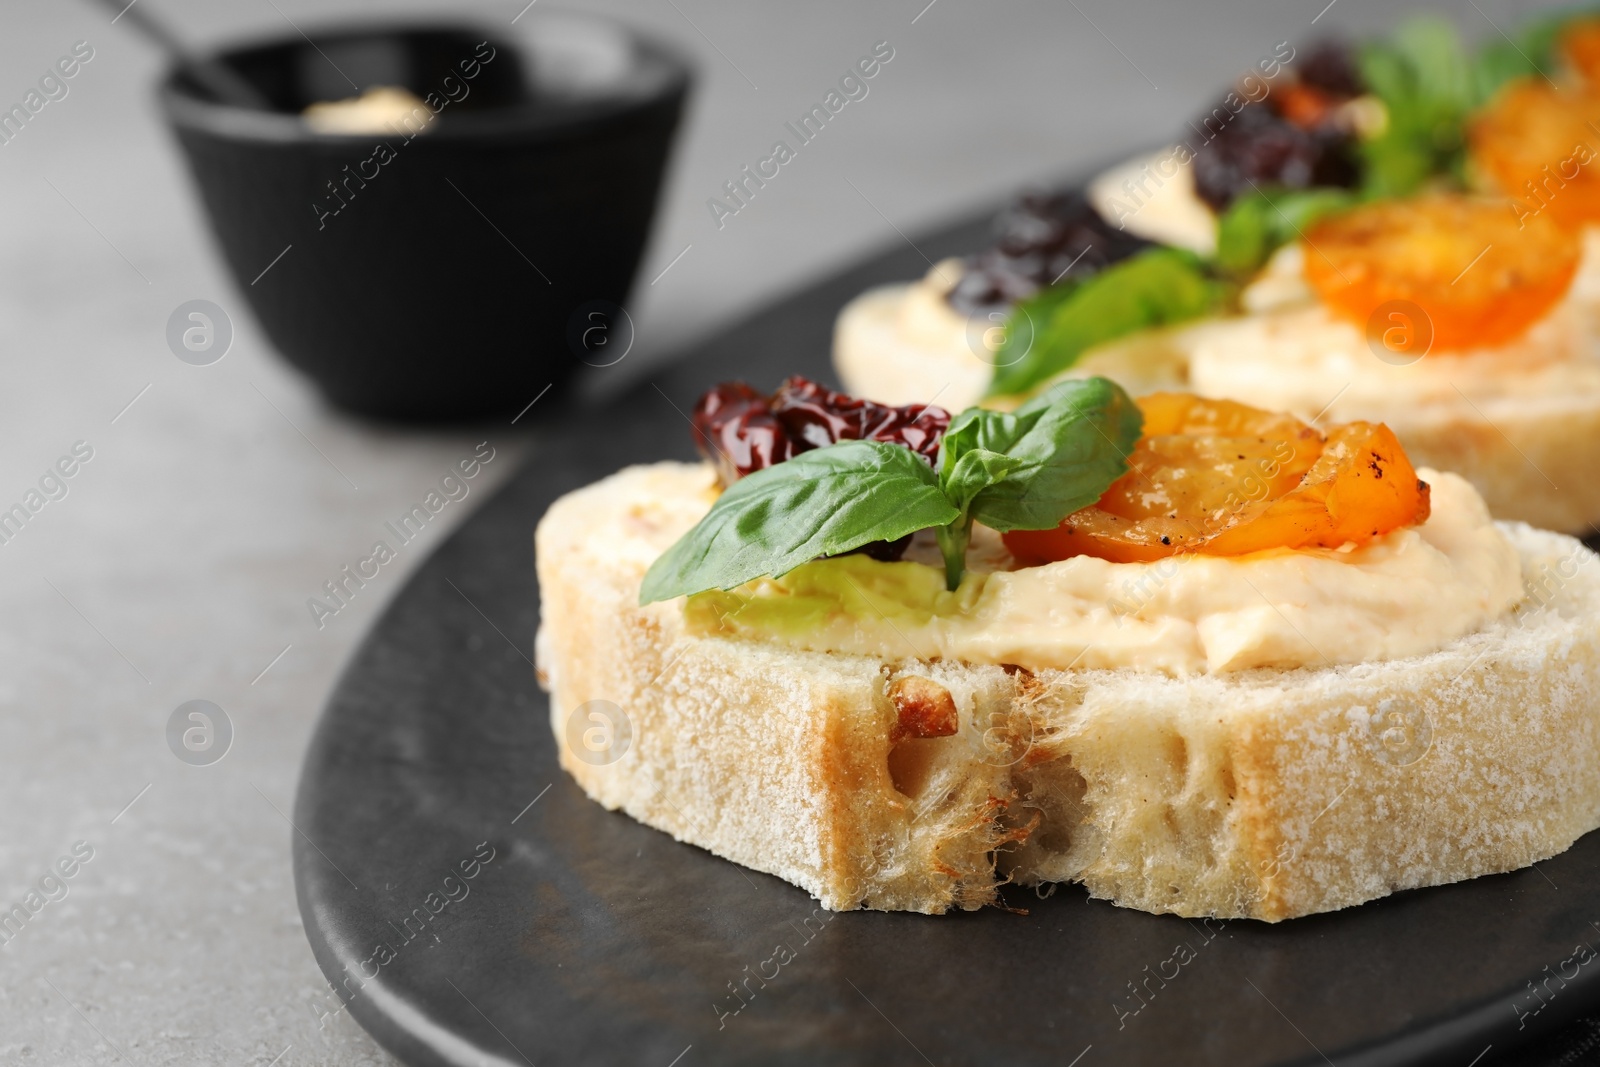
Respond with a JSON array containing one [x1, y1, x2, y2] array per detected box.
[[1357, 16, 1479, 197], [941, 448, 1026, 514], [1473, 39, 1544, 104], [945, 376, 1143, 533], [1214, 187, 1358, 279], [638, 439, 959, 604], [986, 248, 1230, 398], [987, 279, 1082, 370], [1357, 8, 1566, 197], [1469, 11, 1572, 131]]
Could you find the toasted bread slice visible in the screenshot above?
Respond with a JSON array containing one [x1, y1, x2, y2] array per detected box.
[[535, 462, 1600, 919]]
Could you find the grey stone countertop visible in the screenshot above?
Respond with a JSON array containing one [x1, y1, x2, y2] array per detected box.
[[0, 0, 1522, 1062]]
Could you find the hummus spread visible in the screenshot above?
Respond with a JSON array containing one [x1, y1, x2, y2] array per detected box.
[[683, 469, 1522, 675]]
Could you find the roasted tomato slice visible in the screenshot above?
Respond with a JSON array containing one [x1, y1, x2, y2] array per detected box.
[[1201, 421, 1430, 554], [1485, 19, 1600, 113], [1470, 79, 1600, 229], [1301, 192, 1580, 351], [1013, 395, 1323, 563], [1002, 395, 1430, 564], [1563, 18, 1600, 87]]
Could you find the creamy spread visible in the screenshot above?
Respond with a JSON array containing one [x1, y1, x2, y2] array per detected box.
[[303, 86, 435, 135], [1086, 148, 1217, 256], [682, 470, 1523, 675], [829, 258, 993, 411]]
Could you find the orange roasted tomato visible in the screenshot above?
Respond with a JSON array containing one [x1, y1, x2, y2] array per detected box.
[[1002, 394, 1431, 564], [1561, 18, 1600, 86], [1470, 78, 1600, 229], [1301, 192, 1580, 351]]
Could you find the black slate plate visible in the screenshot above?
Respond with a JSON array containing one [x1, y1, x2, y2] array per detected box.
[[293, 205, 1600, 1067]]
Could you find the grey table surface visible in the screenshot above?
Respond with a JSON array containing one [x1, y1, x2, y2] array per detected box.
[[0, 0, 1537, 1063]]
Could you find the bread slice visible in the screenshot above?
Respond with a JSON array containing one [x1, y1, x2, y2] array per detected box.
[[534, 462, 1600, 919]]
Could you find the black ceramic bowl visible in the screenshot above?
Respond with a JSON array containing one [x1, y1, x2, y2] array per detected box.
[[161, 16, 689, 421]]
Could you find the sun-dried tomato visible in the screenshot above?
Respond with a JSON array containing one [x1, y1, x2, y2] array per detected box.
[[689, 382, 798, 487], [690, 377, 951, 562], [947, 191, 1150, 315], [770, 376, 947, 467], [692, 376, 949, 486], [1296, 39, 1363, 99], [1191, 102, 1358, 211], [1190, 40, 1362, 211]]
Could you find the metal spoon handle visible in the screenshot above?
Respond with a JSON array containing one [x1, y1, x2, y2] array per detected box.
[[91, 0, 270, 109]]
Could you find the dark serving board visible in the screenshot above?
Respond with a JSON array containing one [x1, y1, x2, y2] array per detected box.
[[293, 204, 1600, 1067]]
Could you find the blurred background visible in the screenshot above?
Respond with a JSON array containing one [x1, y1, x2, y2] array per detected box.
[[0, 0, 1541, 1063]]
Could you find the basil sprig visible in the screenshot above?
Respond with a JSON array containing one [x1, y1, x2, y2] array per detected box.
[[934, 377, 1141, 588], [1357, 14, 1560, 198], [1357, 17, 1481, 197], [638, 377, 1142, 604]]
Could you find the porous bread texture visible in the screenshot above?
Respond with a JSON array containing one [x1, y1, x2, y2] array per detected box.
[[535, 461, 1600, 919]]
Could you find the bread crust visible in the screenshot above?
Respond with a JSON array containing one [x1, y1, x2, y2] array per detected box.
[[536, 462, 1600, 919]]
